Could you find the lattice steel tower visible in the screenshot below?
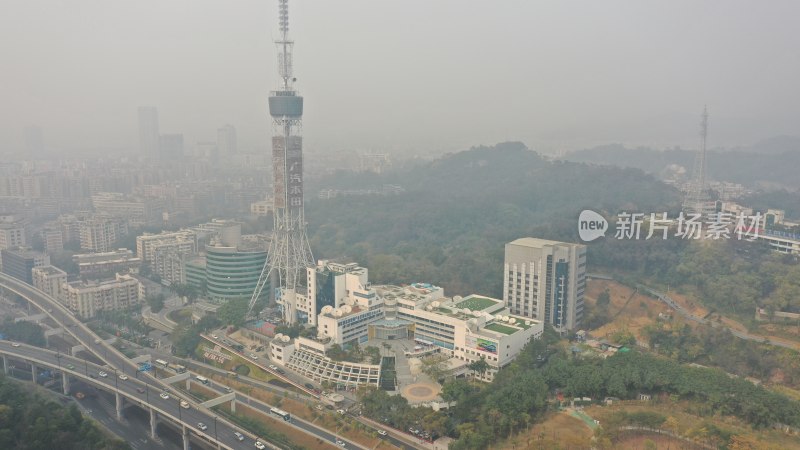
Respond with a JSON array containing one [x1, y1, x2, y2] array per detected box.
[[683, 106, 711, 215], [249, 0, 314, 323]]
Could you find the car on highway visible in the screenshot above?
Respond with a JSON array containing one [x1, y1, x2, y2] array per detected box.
[[276, 368, 285, 375], [336, 439, 346, 447], [136, 387, 145, 394], [336, 409, 346, 415], [233, 432, 244, 441], [255, 441, 266, 449], [304, 383, 315, 390], [66, 364, 75, 370], [248, 353, 258, 360], [10, 342, 20, 347], [180, 400, 190, 409], [268, 364, 278, 371], [197, 422, 208, 431], [118, 374, 128, 381], [98, 371, 108, 378], [159, 392, 170, 400], [211, 334, 219, 339], [377, 430, 387, 436], [224, 386, 233, 393]]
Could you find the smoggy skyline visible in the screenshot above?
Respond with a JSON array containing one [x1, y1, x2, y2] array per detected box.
[[1, 0, 798, 156]]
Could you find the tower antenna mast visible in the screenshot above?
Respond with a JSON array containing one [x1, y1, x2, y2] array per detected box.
[[683, 106, 710, 215]]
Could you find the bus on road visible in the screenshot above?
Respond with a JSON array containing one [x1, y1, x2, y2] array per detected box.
[[270, 407, 291, 421]]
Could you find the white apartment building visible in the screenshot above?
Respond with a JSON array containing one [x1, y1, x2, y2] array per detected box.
[[91, 192, 164, 227], [73, 249, 141, 277], [503, 238, 587, 332], [42, 229, 63, 254], [32, 265, 67, 302], [79, 215, 128, 252], [0, 219, 26, 250], [63, 273, 142, 318], [136, 230, 197, 265]]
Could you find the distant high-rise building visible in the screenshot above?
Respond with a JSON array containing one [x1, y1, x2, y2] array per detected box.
[[0, 221, 27, 250], [25, 125, 45, 156], [1, 248, 50, 284], [91, 192, 164, 228], [138, 106, 160, 159], [78, 215, 129, 252], [159, 134, 184, 161], [503, 238, 587, 333], [217, 124, 238, 157]]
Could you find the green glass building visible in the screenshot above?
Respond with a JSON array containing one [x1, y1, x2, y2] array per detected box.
[[204, 245, 268, 302]]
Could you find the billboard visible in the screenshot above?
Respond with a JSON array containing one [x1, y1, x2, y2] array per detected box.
[[465, 335, 497, 355]]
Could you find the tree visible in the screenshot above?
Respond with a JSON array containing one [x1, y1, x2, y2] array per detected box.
[[468, 357, 491, 379], [171, 283, 199, 302], [217, 298, 248, 327], [0, 319, 46, 347], [420, 354, 450, 383], [146, 294, 165, 314]]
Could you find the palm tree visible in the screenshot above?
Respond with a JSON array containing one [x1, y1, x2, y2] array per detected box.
[[468, 357, 490, 379]]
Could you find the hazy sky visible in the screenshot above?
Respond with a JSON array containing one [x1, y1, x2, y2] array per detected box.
[[1, 1, 798, 156]]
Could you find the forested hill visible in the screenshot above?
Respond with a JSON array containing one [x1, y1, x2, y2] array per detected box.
[[305, 142, 680, 297]]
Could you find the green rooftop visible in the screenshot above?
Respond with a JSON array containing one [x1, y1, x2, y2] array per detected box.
[[455, 296, 499, 311], [484, 322, 519, 335]]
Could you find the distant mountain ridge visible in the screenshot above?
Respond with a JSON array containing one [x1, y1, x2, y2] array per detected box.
[[564, 138, 800, 189], [305, 142, 680, 296]]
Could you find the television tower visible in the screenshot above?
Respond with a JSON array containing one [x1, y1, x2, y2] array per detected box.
[[683, 106, 711, 215], [249, 0, 314, 324]]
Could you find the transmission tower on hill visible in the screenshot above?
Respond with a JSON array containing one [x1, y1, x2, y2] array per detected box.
[[683, 106, 713, 215]]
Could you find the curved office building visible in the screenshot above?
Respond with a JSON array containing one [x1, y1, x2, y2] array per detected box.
[[205, 245, 267, 302]]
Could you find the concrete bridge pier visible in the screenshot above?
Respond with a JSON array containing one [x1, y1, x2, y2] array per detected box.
[[30, 362, 36, 381], [62, 373, 70, 395], [182, 425, 191, 450], [115, 391, 123, 420], [149, 407, 157, 439], [2, 355, 7, 374]]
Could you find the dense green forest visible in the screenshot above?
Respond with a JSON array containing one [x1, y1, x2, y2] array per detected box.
[[0, 374, 128, 449], [305, 143, 799, 320], [644, 321, 800, 386], [359, 327, 800, 450], [306, 142, 681, 297]]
